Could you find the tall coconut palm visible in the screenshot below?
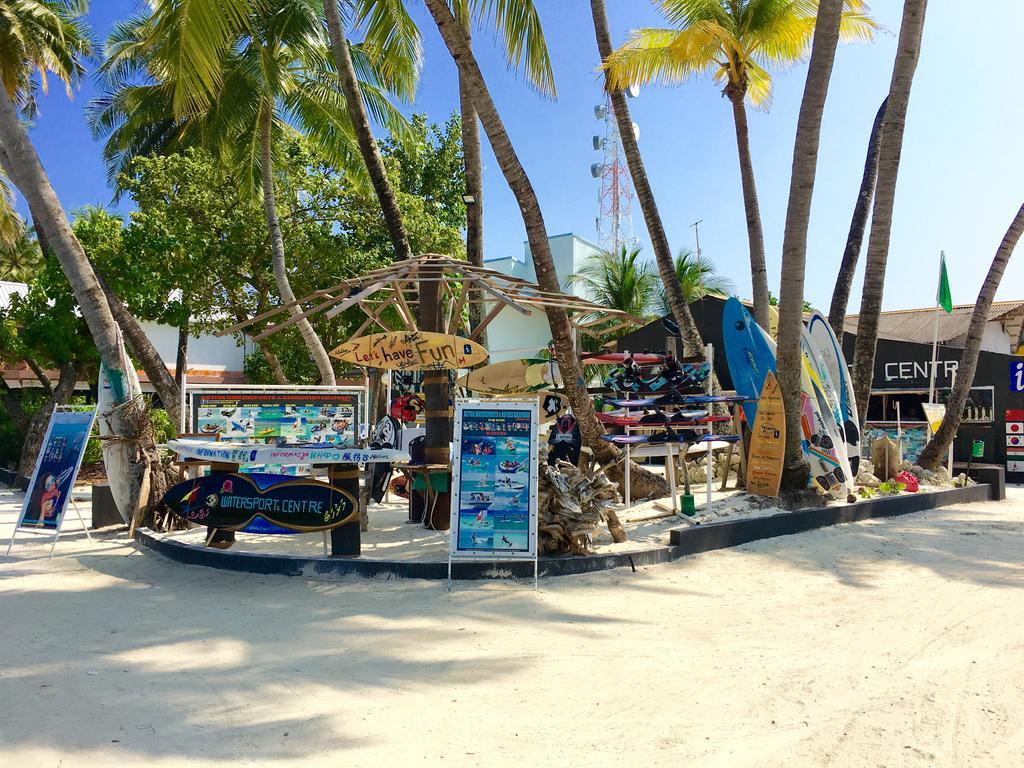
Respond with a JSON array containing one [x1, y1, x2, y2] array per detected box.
[[591, 0, 707, 357], [92, 0, 410, 385], [918, 204, 1024, 469], [603, 0, 875, 330], [422, 0, 668, 501], [0, 0, 158, 521], [775, 0, 847, 491], [570, 244, 658, 319], [827, 97, 886, 338], [851, 0, 929, 432], [0, 171, 20, 247]]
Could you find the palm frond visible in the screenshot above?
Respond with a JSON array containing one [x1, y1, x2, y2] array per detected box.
[[465, 0, 556, 98]]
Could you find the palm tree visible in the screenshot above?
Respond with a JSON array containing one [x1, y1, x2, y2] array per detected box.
[[851, 0, 929, 432], [827, 97, 886, 338], [775, 0, 847, 491], [322, 0, 417, 262], [590, 0, 707, 357], [0, 171, 21, 248], [93, 0, 410, 385], [0, 0, 158, 520], [422, 0, 668, 501], [570, 244, 658, 319], [603, 0, 875, 330], [917, 204, 1024, 469], [659, 248, 733, 313]]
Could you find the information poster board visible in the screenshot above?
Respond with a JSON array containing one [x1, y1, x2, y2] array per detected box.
[[190, 388, 363, 446], [15, 408, 96, 531], [450, 401, 539, 561]]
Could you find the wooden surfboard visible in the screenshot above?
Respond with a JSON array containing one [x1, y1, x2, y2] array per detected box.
[[747, 371, 785, 497], [331, 331, 488, 371], [457, 358, 548, 394]]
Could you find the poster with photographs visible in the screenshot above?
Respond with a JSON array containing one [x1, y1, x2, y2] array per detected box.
[[450, 401, 539, 559], [191, 389, 362, 446]]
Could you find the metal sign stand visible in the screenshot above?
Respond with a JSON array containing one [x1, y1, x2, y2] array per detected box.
[[6, 406, 98, 559]]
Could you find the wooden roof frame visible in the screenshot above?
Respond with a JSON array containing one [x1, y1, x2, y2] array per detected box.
[[218, 253, 641, 342]]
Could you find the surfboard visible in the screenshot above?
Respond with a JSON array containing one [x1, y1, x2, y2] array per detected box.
[[602, 432, 740, 446], [163, 472, 358, 532], [747, 371, 785, 497], [798, 329, 854, 491], [525, 359, 561, 388], [722, 298, 848, 499], [807, 311, 861, 475], [722, 297, 777, 426], [331, 331, 488, 371], [97, 357, 142, 525], [457, 358, 549, 394], [582, 352, 666, 365]]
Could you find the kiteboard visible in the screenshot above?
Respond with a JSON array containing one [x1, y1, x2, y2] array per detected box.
[[547, 414, 582, 466], [331, 331, 488, 371]]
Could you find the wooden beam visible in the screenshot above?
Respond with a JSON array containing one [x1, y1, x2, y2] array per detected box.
[[446, 279, 471, 335], [470, 301, 506, 342], [321, 279, 389, 321]]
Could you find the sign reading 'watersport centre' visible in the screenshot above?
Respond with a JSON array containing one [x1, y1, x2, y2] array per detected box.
[[163, 472, 357, 534], [450, 401, 539, 560]]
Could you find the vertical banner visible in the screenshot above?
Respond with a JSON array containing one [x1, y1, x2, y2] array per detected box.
[[450, 401, 539, 560], [16, 408, 97, 531]]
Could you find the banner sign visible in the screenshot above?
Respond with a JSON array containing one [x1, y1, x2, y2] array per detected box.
[[17, 408, 97, 531], [166, 440, 409, 466], [163, 472, 357, 533], [191, 389, 362, 446], [450, 401, 539, 559]]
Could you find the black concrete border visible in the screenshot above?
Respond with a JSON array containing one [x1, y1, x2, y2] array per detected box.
[[134, 483, 994, 581]]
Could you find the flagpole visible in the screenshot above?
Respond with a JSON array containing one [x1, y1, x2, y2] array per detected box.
[[928, 250, 944, 404]]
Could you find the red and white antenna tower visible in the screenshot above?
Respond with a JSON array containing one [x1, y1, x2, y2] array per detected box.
[[591, 92, 639, 253]]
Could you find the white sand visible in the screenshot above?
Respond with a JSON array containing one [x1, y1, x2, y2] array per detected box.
[[1, 485, 1022, 767]]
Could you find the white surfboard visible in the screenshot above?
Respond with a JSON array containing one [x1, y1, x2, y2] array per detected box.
[[807, 311, 861, 475], [97, 353, 142, 525]]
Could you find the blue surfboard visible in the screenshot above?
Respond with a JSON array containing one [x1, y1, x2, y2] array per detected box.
[[722, 297, 777, 426]]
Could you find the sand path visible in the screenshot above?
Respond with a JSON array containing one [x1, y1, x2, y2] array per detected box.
[[1, 487, 1022, 767]]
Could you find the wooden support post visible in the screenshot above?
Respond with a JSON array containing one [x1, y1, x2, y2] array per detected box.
[[327, 463, 361, 557]]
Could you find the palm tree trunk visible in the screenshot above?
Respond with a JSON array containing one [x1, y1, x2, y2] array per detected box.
[[459, 18, 486, 343], [0, 84, 152, 514], [323, 0, 413, 263], [175, 321, 189, 391], [918, 203, 1024, 469], [726, 89, 770, 330], [423, 0, 667, 500], [94, 270, 182, 430], [827, 97, 887, 338], [590, 0, 704, 358], [775, 0, 845, 491], [261, 345, 290, 384], [32, 203, 184, 429], [258, 103, 337, 385], [852, 0, 929, 432], [0, 87, 132, 393]]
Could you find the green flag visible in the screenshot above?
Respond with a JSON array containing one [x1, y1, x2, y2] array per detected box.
[[937, 252, 953, 313]]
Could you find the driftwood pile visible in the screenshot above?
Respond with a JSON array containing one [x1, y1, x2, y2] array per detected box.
[[538, 445, 622, 555]]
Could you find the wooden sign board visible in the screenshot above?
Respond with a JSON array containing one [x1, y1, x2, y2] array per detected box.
[[331, 331, 488, 371], [747, 371, 785, 497]]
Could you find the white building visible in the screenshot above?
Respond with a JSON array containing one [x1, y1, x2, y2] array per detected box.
[[1, 280, 248, 391], [482, 233, 604, 362]]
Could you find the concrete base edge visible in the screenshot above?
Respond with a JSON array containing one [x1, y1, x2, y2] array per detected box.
[[134, 483, 994, 581]]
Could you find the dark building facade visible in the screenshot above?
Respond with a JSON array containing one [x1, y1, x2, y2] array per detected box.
[[618, 296, 1024, 480]]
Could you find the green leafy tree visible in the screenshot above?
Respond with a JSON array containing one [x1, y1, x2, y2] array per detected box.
[[659, 248, 734, 313]]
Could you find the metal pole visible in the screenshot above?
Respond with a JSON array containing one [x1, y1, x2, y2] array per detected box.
[[928, 251, 944, 404]]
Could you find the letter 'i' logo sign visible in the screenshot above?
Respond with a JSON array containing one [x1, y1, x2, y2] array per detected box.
[[1014, 362, 1024, 392]]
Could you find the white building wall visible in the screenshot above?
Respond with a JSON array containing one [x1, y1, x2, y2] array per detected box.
[[142, 322, 248, 371], [482, 233, 604, 362]]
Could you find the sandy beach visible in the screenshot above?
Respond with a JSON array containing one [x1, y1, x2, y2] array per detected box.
[[1, 486, 1022, 767]]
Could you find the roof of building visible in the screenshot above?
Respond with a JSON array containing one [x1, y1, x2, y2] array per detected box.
[[844, 301, 1024, 344], [1, 362, 247, 390], [0, 280, 29, 309]]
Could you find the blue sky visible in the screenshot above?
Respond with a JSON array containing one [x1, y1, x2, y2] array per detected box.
[[13, 0, 1024, 314]]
